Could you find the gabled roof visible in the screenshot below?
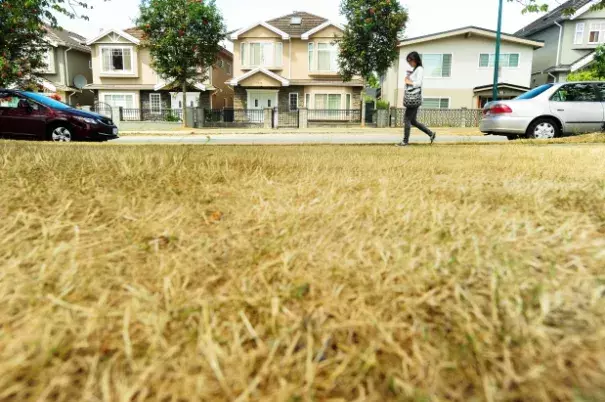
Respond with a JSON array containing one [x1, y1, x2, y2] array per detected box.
[[230, 22, 290, 40], [266, 11, 328, 37], [228, 68, 289, 86], [86, 28, 141, 46], [44, 26, 90, 53], [301, 20, 344, 40], [473, 82, 530, 92], [399, 26, 544, 49], [515, 0, 594, 37], [123, 28, 145, 40]]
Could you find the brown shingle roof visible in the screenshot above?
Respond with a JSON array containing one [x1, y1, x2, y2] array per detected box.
[[44, 25, 90, 53], [266, 11, 328, 37], [124, 28, 145, 40]]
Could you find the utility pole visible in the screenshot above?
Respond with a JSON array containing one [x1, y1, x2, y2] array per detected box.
[[493, 0, 504, 101]]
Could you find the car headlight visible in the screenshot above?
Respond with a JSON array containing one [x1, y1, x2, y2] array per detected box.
[[74, 116, 98, 125]]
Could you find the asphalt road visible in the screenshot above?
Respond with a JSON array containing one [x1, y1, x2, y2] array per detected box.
[[114, 133, 504, 145]]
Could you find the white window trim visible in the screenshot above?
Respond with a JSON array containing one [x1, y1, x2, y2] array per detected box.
[[42, 48, 56, 74], [575, 22, 585, 45], [240, 41, 283, 69], [308, 43, 315, 72], [99, 45, 136, 75], [477, 53, 520, 69], [420, 53, 453, 79], [312, 93, 345, 109], [149, 93, 162, 114], [314, 41, 339, 73], [588, 23, 605, 44], [422, 97, 451, 109], [289, 92, 299, 111], [102, 92, 137, 109]]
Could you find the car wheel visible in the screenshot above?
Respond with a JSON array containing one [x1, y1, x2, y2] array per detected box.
[[50, 126, 73, 142], [507, 135, 520, 141], [526, 118, 559, 139]]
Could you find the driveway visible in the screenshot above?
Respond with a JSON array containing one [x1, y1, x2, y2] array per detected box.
[[114, 133, 504, 145]]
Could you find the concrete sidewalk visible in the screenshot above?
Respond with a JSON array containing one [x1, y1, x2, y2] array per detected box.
[[119, 127, 483, 136]]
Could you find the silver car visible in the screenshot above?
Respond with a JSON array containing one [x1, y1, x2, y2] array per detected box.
[[480, 82, 605, 140]]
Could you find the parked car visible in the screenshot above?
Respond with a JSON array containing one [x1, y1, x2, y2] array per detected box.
[[0, 89, 118, 142], [480, 82, 605, 140]]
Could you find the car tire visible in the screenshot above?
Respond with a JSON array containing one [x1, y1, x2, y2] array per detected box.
[[506, 135, 520, 141], [47, 125, 73, 142], [526, 118, 559, 139]]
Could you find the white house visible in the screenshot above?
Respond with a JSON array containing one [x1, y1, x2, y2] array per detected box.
[[381, 26, 544, 109]]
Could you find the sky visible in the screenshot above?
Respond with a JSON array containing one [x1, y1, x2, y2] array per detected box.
[[56, 0, 561, 43]]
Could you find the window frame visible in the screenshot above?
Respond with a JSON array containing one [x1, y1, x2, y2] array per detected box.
[[240, 41, 283, 68], [100, 45, 135, 75], [575, 22, 585, 45], [550, 83, 600, 102], [420, 53, 452, 78], [102, 92, 136, 109], [422, 97, 450, 109], [289, 92, 299, 111], [42, 47, 56, 74], [149, 93, 162, 114], [478, 53, 520, 68], [316, 41, 339, 72], [308, 43, 315, 72], [588, 23, 605, 44]]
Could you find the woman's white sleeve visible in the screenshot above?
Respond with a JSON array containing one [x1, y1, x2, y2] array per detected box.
[[412, 67, 424, 88]]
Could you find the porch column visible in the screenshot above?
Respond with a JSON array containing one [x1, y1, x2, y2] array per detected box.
[[263, 108, 272, 129], [112, 108, 121, 129], [299, 108, 308, 129]]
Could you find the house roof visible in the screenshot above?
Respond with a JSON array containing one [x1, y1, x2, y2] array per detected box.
[[266, 11, 328, 37], [473, 82, 530, 92], [123, 28, 145, 40], [44, 26, 90, 53], [229, 68, 290, 86], [515, 0, 594, 37], [399, 26, 544, 49], [86, 28, 141, 45], [289, 79, 365, 87]]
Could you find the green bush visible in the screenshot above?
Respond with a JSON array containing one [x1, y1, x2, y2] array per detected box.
[[376, 100, 390, 110]]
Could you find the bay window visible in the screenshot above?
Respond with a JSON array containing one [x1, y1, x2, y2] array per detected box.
[[101, 46, 133, 74], [240, 42, 283, 68]]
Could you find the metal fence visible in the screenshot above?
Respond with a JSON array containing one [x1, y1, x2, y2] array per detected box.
[[392, 108, 483, 128], [120, 108, 183, 122], [203, 109, 265, 127], [276, 109, 299, 128], [308, 109, 362, 122]]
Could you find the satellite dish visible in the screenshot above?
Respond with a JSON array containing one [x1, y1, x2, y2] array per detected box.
[[73, 75, 88, 89]]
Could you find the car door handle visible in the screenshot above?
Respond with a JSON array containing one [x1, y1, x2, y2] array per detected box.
[[557, 109, 565, 111]]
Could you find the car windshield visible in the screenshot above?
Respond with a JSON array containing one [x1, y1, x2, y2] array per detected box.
[[514, 84, 554, 100], [23, 92, 72, 110]]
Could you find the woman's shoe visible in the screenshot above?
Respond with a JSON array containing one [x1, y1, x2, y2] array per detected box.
[[396, 142, 409, 147], [429, 132, 437, 144]]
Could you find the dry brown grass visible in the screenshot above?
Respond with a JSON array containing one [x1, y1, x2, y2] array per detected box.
[[1, 142, 604, 402]]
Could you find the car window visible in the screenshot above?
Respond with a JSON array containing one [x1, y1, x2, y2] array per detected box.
[[0, 93, 20, 109], [594, 83, 605, 101], [551, 83, 598, 102]]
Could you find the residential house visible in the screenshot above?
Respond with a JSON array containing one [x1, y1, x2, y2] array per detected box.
[[516, 0, 605, 86], [381, 26, 543, 109], [228, 11, 364, 120], [84, 28, 233, 118], [39, 26, 94, 106]]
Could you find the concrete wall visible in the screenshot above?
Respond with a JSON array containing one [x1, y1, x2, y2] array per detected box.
[[120, 121, 182, 131], [395, 35, 536, 108]]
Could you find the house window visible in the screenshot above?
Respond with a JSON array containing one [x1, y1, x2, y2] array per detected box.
[[421, 54, 452, 77], [305, 93, 310, 107], [101, 47, 133, 73], [575, 22, 585, 45], [289, 93, 299, 111], [308, 43, 315, 71], [103, 93, 135, 109], [345, 94, 351, 110], [150, 93, 162, 114], [241, 42, 282, 67], [315, 94, 341, 109], [42, 48, 55, 74], [589, 23, 605, 43], [478, 53, 519, 68], [422, 98, 450, 109], [317, 42, 338, 71], [226, 62, 232, 74]]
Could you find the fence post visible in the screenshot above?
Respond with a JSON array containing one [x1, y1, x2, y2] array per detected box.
[[118, 107, 124, 122], [263, 108, 272, 129], [390, 107, 397, 127], [185, 107, 195, 127], [299, 108, 308, 129], [112, 108, 121, 129], [196, 108, 205, 128], [376, 110, 388, 128]]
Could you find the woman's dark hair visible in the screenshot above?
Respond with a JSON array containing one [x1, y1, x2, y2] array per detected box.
[[406, 51, 422, 70]]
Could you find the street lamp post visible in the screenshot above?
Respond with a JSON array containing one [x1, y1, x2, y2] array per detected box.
[[493, 0, 504, 101]]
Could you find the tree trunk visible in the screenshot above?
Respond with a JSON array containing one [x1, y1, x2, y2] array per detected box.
[[360, 88, 366, 128], [182, 81, 188, 128]]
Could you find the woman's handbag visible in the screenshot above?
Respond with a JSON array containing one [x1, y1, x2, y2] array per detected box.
[[404, 86, 422, 108]]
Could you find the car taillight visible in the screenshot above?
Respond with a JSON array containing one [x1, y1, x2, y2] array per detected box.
[[485, 104, 512, 115]]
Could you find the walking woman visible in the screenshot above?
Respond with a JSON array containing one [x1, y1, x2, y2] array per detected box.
[[398, 51, 436, 146]]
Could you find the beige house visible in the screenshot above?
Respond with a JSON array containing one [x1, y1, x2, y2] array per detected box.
[[381, 26, 544, 109], [84, 28, 233, 117], [39, 26, 93, 106], [229, 12, 364, 116]]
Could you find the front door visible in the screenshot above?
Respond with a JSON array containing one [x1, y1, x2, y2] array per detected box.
[[247, 90, 277, 123], [550, 83, 604, 134]]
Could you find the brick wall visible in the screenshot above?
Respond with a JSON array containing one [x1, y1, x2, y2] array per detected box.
[[352, 87, 362, 110], [278, 87, 304, 111], [233, 87, 247, 109]]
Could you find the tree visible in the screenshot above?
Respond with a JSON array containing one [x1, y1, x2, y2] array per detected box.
[[338, 0, 407, 126], [0, 0, 106, 88], [138, 0, 225, 127], [567, 44, 605, 81], [511, 0, 605, 15]]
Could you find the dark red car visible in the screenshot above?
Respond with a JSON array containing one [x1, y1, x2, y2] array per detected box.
[[0, 89, 118, 142]]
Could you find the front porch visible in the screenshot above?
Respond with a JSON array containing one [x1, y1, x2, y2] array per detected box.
[[473, 83, 529, 108]]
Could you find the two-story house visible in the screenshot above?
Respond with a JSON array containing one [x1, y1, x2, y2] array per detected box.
[[228, 12, 364, 117], [84, 28, 233, 117], [40, 26, 94, 106], [516, 0, 605, 86], [381, 26, 543, 109]]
